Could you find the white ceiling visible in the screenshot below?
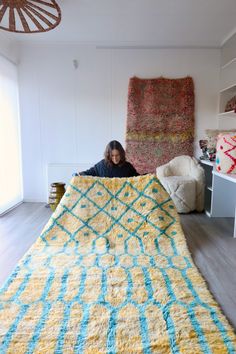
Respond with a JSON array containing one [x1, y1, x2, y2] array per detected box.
[[2, 0, 236, 47]]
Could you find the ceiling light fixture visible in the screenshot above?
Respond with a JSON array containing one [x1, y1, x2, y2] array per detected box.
[[0, 0, 61, 33]]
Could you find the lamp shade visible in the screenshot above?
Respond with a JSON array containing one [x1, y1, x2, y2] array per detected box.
[[0, 0, 61, 33]]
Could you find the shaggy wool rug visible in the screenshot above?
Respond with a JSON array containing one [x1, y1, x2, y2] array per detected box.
[[125, 76, 195, 174], [0, 175, 235, 353]]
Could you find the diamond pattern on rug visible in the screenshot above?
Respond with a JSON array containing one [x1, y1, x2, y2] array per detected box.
[[0, 174, 235, 353]]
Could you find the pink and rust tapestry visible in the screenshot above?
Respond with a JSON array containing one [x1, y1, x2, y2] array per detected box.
[[125, 76, 194, 174]]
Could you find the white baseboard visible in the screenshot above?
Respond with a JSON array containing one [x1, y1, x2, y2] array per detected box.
[[0, 201, 23, 216], [23, 199, 46, 203]]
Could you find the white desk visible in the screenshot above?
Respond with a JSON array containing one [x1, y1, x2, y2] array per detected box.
[[201, 160, 236, 238]]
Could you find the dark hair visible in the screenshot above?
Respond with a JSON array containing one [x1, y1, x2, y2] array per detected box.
[[104, 140, 126, 166]]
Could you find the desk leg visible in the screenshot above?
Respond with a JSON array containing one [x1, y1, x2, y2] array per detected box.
[[234, 207, 236, 238]]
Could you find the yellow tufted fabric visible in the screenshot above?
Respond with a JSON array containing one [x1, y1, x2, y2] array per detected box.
[[0, 175, 235, 353]]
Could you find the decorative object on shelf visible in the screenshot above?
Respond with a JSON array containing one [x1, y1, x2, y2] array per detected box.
[[225, 95, 236, 113], [48, 182, 65, 211], [205, 129, 236, 152], [216, 134, 236, 174], [0, 0, 61, 33], [207, 148, 216, 161], [199, 138, 216, 162], [199, 139, 208, 160]]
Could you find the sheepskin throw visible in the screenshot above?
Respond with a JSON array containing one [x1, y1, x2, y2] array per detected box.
[[0, 175, 235, 353], [126, 76, 194, 174], [156, 156, 205, 213]]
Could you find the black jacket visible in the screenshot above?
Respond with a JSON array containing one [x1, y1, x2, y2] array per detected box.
[[80, 159, 139, 178]]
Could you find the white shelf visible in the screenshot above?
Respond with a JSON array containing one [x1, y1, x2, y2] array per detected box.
[[220, 83, 236, 93], [218, 110, 236, 118], [200, 159, 214, 167], [221, 57, 236, 70], [201, 161, 236, 236], [219, 84, 236, 114], [213, 170, 236, 183]]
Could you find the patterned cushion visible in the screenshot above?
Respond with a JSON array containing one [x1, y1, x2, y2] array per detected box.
[[216, 134, 236, 173]]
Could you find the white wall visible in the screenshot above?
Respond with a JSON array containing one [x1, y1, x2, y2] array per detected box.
[[18, 43, 220, 201], [0, 33, 18, 63]]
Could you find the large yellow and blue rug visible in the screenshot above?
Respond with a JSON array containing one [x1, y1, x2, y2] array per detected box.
[[0, 175, 235, 353]]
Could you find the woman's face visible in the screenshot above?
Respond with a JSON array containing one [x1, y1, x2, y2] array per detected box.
[[111, 149, 121, 165]]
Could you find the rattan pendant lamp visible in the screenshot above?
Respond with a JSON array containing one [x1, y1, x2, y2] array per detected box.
[[0, 0, 61, 33]]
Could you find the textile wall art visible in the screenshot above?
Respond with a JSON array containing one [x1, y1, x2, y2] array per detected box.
[[0, 175, 235, 353], [125, 76, 195, 174]]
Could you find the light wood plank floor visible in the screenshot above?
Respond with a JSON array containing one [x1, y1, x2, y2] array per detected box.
[[0, 203, 235, 330], [181, 213, 236, 330]]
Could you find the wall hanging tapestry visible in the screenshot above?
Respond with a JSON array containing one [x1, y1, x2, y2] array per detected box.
[[0, 175, 235, 353], [126, 76, 195, 174]]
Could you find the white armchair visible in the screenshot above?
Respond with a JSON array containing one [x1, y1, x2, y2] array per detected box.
[[156, 155, 205, 213]]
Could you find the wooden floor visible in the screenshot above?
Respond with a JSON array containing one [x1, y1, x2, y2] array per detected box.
[[181, 213, 236, 330], [0, 203, 235, 330]]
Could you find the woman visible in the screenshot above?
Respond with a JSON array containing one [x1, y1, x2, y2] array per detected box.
[[78, 140, 139, 178]]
